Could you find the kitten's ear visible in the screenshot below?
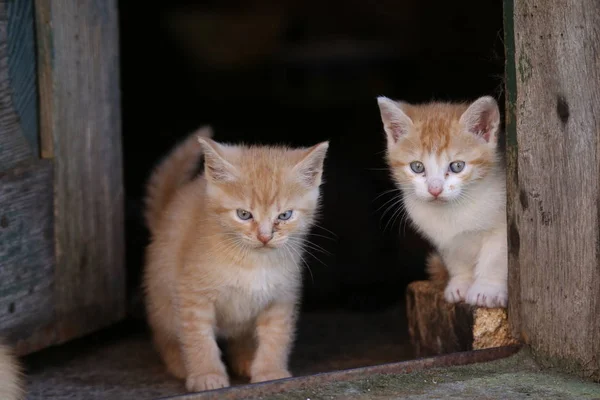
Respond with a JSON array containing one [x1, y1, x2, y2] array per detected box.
[[197, 138, 237, 182], [294, 141, 329, 187], [459, 96, 501, 144], [377, 96, 414, 145]]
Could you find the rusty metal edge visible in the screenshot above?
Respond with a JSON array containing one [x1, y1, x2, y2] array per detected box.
[[162, 345, 522, 400]]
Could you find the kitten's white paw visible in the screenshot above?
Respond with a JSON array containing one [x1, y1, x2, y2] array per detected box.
[[444, 278, 472, 303], [465, 280, 507, 308], [186, 373, 230, 392], [251, 369, 292, 383]]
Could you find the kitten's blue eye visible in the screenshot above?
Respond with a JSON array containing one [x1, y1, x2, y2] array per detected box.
[[449, 161, 466, 173], [236, 209, 253, 220], [278, 210, 293, 221], [410, 161, 425, 173]]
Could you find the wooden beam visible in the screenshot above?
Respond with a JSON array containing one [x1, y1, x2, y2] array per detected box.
[[507, 0, 600, 381], [34, 0, 126, 345]]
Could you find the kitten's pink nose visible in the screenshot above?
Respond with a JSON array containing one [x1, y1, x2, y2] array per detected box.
[[427, 180, 444, 197], [257, 233, 273, 244]]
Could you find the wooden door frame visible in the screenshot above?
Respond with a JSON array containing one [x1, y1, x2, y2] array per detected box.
[[0, 0, 125, 355], [504, 0, 600, 382]]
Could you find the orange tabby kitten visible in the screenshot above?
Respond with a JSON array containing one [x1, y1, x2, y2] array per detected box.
[[144, 127, 329, 392], [377, 96, 507, 308]]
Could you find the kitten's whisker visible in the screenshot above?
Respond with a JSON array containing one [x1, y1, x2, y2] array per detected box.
[[288, 242, 333, 256], [390, 203, 408, 234], [286, 243, 315, 284], [383, 196, 408, 233], [288, 237, 332, 256], [306, 232, 337, 242], [214, 239, 243, 258], [379, 196, 403, 221], [372, 188, 401, 202], [384, 202, 404, 233], [311, 223, 338, 239], [298, 246, 327, 269], [376, 195, 403, 215], [366, 167, 393, 171]]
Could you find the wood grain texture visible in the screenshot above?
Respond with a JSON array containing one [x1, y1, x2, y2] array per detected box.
[[33, 0, 52, 159], [503, 0, 522, 341], [34, 0, 126, 343], [0, 161, 54, 343], [0, 0, 35, 171], [509, 0, 600, 380], [406, 281, 518, 357], [406, 281, 474, 357], [6, 0, 38, 154]]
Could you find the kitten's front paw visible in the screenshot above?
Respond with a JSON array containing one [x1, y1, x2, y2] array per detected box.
[[465, 280, 507, 308], [444, 278, 472, 303], [186, 373, 230, 392], [251, 369, 292, 383]]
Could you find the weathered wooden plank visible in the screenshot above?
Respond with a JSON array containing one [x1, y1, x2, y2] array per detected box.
[[0, 1, 35, 171], [34, 0, 125, 344], [503, 0, 522, 341], [510, 0, 600, 381], [6, 0, 38, 154], [33, 0, 52, 159], [0, 161, 54, 344]]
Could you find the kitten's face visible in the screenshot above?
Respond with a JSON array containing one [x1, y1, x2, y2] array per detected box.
[[200, 140, 328, 250], [378, 96, 500, 204]]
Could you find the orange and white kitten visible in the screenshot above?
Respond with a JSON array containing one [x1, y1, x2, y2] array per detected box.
[[377, 96, 507, 308], [144, 127, 329, 392], [0, 342, 23, 400]]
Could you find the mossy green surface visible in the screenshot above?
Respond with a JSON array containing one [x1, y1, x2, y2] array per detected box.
[[252, 351, 600, 400]]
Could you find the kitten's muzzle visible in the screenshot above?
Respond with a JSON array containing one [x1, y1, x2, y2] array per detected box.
[[257, 232, 274, 245], [427, 179, 444, 198]]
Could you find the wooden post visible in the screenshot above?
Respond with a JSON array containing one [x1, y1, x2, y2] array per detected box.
[[505, 0, 600, 381], [33, 0, 125, 352]]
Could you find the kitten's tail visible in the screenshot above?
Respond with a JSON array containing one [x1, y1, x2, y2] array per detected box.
[[426, 252, 449, 286], [0, 342, 24, 400], [144, 126, 213, 234]]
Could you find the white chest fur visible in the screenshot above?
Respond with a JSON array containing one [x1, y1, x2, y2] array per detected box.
[[404, 176, 506, 249], [214, 261, 299, 337]]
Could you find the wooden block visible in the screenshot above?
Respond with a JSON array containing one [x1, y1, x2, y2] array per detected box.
[[472, 307, 519, 350], [406, 281, 473, 357], [406, 281, 518, 357]]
